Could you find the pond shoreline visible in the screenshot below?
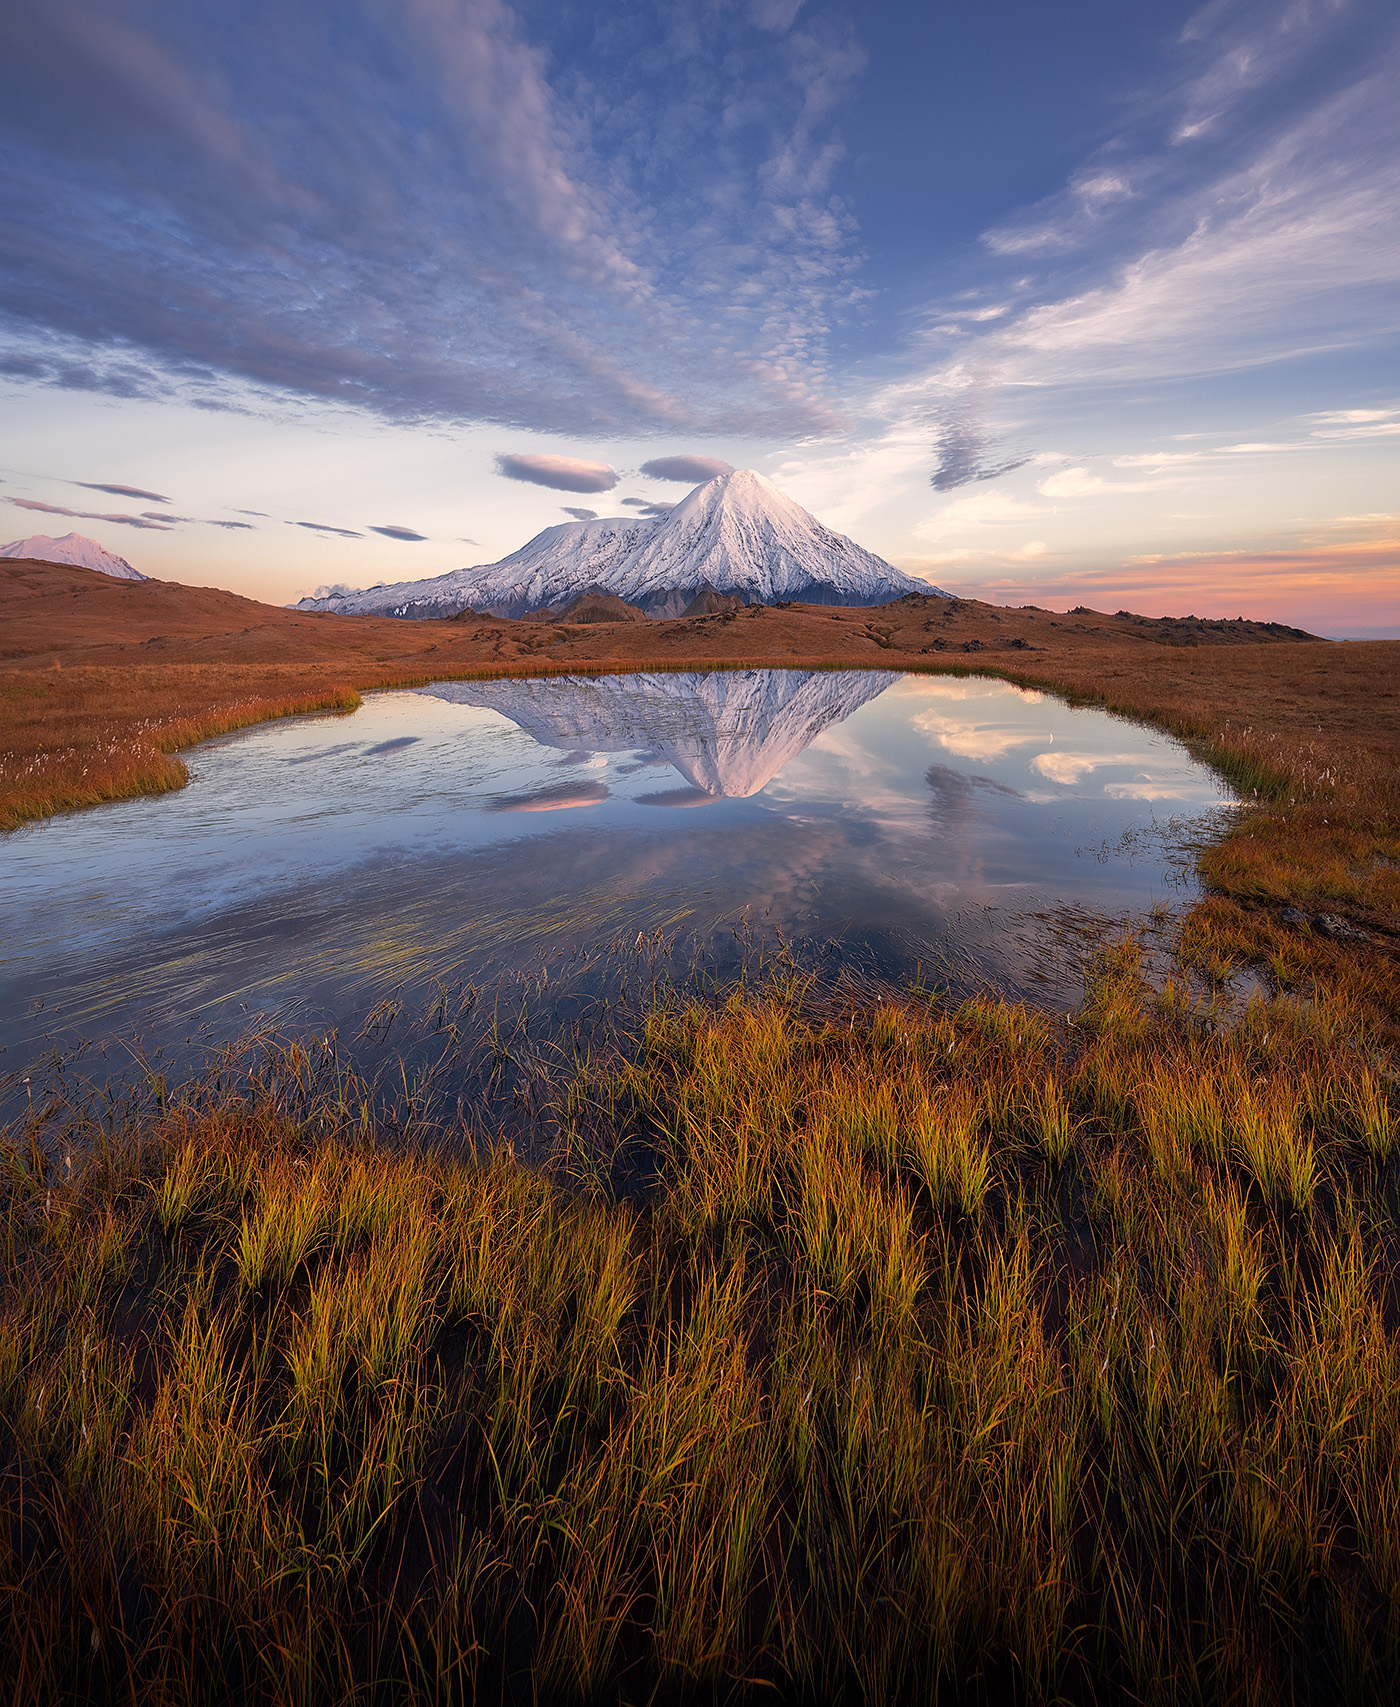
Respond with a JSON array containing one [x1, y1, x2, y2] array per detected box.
[[2, 562, 1397, 1700]]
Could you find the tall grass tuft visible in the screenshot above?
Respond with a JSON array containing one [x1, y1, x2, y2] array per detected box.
[[2, 963, 1399, 1702]]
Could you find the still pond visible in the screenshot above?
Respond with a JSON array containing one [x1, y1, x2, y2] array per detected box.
[[0, 669, 1234, 1075]]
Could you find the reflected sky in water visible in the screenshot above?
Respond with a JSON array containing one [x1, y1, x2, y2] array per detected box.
[[0, 670, 1232, 1067]]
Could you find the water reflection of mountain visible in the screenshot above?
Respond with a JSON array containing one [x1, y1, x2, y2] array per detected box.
[[418, 668, 900, 798]]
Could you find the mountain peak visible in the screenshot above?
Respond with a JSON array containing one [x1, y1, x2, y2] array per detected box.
[[0, 531, 148, 580], [293, 469, 943, 619]]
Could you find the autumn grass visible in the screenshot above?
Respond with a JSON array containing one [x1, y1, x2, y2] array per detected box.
[[3, 944, 1398, 1704], [0, 668, 363, 830], [3, 593, 1397, 1698]]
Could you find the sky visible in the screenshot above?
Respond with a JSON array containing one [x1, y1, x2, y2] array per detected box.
[[0, 0, 1395, 635]]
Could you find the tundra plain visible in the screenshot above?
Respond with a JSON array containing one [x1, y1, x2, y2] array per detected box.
[[2, 558, 1399, 1702]]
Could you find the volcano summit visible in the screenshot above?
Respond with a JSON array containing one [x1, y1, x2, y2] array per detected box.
[[294, 470, 941, 619]]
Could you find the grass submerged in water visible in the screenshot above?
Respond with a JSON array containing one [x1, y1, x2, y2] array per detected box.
[[3, 944, 1399, 1703]]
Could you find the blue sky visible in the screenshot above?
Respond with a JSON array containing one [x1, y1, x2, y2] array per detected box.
[[1, 0, 1395, 632]]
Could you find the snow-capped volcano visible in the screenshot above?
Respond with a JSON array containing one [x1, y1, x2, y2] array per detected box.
[[0, 531, 148, 579], [294, 470, 940, 619], [597, 470, 936, 616], [418, 667, 900, 798]]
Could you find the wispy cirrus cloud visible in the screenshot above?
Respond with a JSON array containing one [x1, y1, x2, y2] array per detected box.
[[1036, 467, 1165, 498], [884, 2, 1399, 450]]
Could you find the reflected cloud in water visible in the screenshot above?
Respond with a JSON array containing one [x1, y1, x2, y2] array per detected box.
[[486, 782, 611, 813], [925, 763, 1022, 830], [634, 787, 720, 808], [0, 669, 1235, 1068]]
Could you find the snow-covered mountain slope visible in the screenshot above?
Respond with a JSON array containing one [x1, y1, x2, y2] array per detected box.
[[295, 516, 651, 620], [418, 667, 900, 799], [0, 531, 147, 579], [293, 470, 943, 619]]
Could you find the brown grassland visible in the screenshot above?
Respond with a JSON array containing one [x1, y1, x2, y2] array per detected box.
[[2, 558, 1399, 1702]]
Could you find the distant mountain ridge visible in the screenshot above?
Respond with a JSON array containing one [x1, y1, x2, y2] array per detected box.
[[294, 470, 942, 619], [0, 531, 147, 580]]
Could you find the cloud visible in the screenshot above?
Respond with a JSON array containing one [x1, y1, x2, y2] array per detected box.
[[136, 506, 254, 529], [1004, 87, 1395, 390], [486, 782, 611, 813], [931, 425, 1004, 481], [1104, 781, 1198, 801], [0, 0, 865, 436], [639, 455, 733, 483], [634, 785, 718, 808], [924, 764, 1022, 836], [1308, 419, 1400, 442], [877, 4, 1400, 466], [621, 496, 675, 516], [369, 524, 427, 541], [74, 480, 171, 502], [231, 508, 270, 517], [497, 453, 617, 493], [296, 520, 362, 538], [911, 706, 1049, 762], [561, 507, 598, 521], [1036, 468, 1163, 498], [1033, 751, 1148, 786], [917, 489, 1048, 541], [7, 495, 172, 529], [1113, 451, 1204, 468], [1308, 408, 1398, 425], [928, 387, 1031, 488]]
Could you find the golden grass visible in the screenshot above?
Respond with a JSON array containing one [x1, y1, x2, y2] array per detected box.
[[2, 558, 1397, 1698], [3, 958, 1399, 1701], [0, 669, 363, 829]]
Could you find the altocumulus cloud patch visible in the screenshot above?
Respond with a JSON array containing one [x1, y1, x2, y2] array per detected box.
[[0, 0, 861, 436]]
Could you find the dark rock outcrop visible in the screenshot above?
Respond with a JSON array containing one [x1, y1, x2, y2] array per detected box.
[[554, 588, 648, 624], [681, 585, 746, 618]]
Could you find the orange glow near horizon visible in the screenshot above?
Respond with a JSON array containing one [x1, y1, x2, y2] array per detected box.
[[964, 538, 1399, 633]]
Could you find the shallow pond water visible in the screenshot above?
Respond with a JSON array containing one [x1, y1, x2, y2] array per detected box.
[[0, 669, 1233, 1076]]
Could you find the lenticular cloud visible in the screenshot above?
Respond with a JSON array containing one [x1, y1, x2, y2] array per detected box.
[[640, 455, 734, 483], [496, 454, 618, 494]]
